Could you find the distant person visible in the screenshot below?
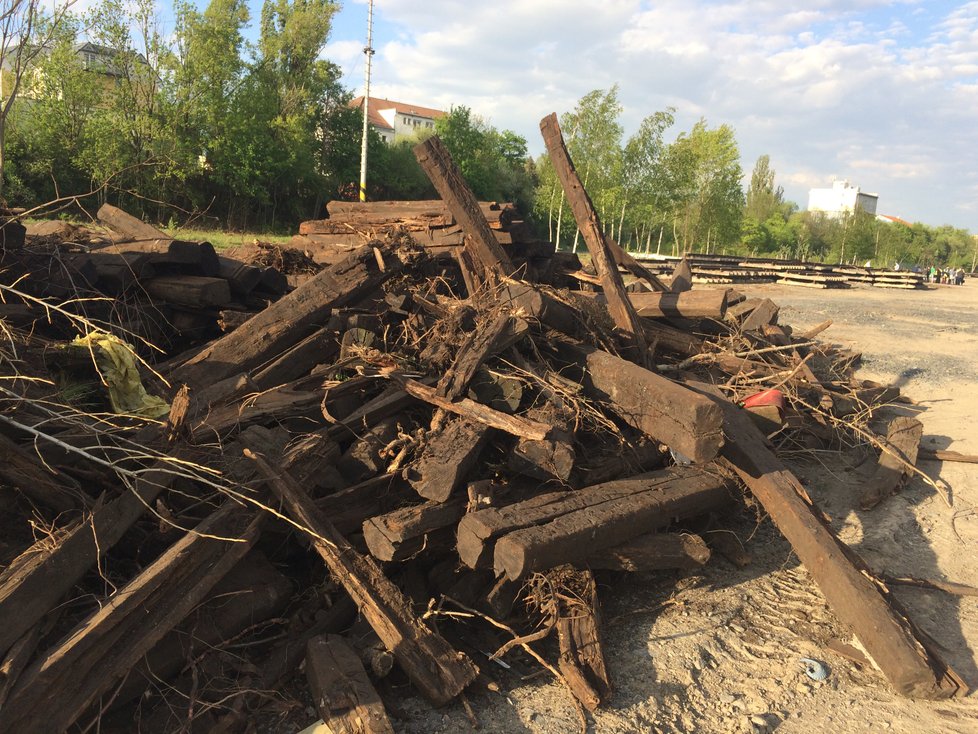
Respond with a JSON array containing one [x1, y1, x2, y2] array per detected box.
[[957, 268, 965, 285]]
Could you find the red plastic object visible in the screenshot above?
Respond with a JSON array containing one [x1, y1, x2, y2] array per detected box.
[[742, 389, 786, 412]]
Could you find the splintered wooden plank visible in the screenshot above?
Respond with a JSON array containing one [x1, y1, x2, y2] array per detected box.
[[508, 404, 575, 482], [501, 281, 581, 335], [740, 298, 780, 331], [1, 503, 261, 734], [414, 136, 515, 282], [245, 449, 479, 706], [540, 113, 648, 357], [437, 314, 528, 400], [860, 417, 923, 510], [683, 382, 962, 699], [558, 340, 724, 462], [552, 568, 611, 711], [607, 238, 669, 292], [406, 419, 490, 502], [306, 634, 395, 734], [172, 244, 403, 387], [399, 377, 550, 441]]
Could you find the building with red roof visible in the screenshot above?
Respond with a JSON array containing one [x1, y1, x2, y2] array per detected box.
[[349, 96, 446, 143]]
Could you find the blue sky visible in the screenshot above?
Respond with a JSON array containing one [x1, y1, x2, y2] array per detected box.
[[244, 2, 978, 229]]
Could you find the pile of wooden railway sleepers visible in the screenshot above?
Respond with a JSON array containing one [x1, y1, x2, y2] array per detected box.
[[634, 253, 930, 290], [7, 205, 288, 352], [0, 125, 966, 734], [291, 198, 557, 282]]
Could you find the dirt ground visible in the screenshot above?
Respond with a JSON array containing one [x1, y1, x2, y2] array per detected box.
[[385, 280, 978, 734]]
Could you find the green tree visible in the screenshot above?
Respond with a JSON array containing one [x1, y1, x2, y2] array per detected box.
[[434, 105, 533, 208], [0, 0, 78, 197], [618, 108, 675, 249], [662, 119, 743, 253], [745, 154, 784, 223], [559, 87, 623, 250]]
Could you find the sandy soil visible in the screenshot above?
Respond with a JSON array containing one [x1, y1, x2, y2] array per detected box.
[[388, 280, 978, 734]]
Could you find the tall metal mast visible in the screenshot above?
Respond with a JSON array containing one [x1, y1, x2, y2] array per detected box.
[[358, 0, 375, 202]]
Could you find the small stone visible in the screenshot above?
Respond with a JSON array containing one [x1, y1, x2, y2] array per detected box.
[[719, 694, 737, 704], [732, 700, 746, 712], [796, 682, 811, 694], [751, 714, 769, 727]]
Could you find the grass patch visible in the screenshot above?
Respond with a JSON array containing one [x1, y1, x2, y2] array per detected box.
[[162, 228, 293, 251]]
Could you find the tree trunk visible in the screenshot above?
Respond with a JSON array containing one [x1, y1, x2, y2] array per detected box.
[[0, 116, 6, 198], [618, 200, 627, 250]]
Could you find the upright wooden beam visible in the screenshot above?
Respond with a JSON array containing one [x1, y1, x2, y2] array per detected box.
[[540, 113, 648, 360], [414, 136, 515, 283]]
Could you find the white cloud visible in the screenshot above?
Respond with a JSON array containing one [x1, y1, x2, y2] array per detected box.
[[321, 39, 363, 65], [329, 0, 978, 229]]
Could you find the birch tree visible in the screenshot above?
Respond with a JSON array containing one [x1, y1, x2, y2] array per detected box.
[[0, 0, 77, 196]]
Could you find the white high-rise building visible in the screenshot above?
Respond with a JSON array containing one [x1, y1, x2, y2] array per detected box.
[[807, 179, 878, 218]]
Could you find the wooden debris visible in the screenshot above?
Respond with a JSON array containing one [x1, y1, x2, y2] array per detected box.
[[693, 385, 962, 699], [540, 113, 648, 357], [556, 340, 724, 462], [860, 417, 924, 510], [0, 460, 181, 659], [740, 297, 780, 331], [407, 419, 490, 502], [540, 567, 612, 711], [363, 498, 468, 562], [245, 448, 479, 706], [491, 468, 732, 580], [97, 203, 169, 242], [399, 377, 551, 441], [414, 136, 515, 283], [1, 502, 262, 734], [306, 634, 395, 734], [173, 243, 407, 386], [669, 257, 693, 293]]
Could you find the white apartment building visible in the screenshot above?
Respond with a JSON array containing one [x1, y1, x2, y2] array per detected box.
[[807, 179, 879, 218], [349, 96, 445, 143]]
